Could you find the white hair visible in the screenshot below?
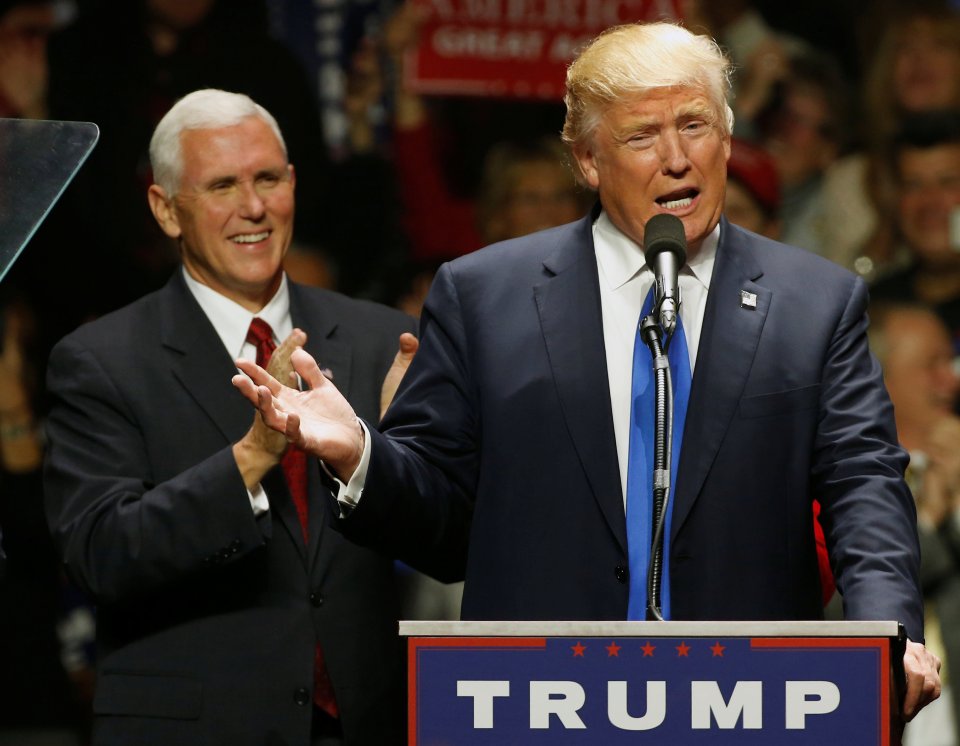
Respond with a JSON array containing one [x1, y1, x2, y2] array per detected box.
[[149, 89, 287, 197]]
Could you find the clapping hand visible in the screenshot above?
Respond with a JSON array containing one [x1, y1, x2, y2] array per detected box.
[[232, 329, 306, 488], [234, 347, 365, 481]]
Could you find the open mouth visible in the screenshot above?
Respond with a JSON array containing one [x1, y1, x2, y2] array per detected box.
[[656, 189, 698, 210], [231, 231, 271, 244]]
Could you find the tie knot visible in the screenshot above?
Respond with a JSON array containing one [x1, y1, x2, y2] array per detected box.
[[246, 317, 277, 366]]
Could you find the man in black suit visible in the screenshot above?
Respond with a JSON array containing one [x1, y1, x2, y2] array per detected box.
[[43, 88, 415, 746]]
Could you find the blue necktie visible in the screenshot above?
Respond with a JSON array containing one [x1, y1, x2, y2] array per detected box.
[[625, 287, 692, 620]]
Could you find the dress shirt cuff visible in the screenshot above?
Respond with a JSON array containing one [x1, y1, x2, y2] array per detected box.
[[323, 418, 371, 516], [248, 484, 270, 516]]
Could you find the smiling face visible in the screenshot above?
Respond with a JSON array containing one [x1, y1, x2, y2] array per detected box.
[[897, 142, 960, 267], [148, 116, 295, 311], [892, 17, 960, 113], [571, 86, 731, 255], [882, 308, 960, 448], [492, 162, 583, 241]]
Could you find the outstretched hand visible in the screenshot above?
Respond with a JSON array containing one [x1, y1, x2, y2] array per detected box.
[[234, 347, 365, 480]]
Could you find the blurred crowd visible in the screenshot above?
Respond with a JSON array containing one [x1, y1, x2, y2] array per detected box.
[[1, 0, 960, 743]]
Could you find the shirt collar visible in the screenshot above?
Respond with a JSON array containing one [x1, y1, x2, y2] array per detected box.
[[594, 210, 718, 292], [182, 267, 292, 357]]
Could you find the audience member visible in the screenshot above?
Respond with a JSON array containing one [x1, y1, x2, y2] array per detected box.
[[682, 0, 811, 140], [869, 109, 960, 358], [379, 1, 586, 261], [820, 2, 960, 280], [870, 301, 960, 745], [754, 48, 852, 258], [43, 89, 415, 745], [312, 32, 412, 300], [0, 0, 71, 119], [723, 137, 781, 238]]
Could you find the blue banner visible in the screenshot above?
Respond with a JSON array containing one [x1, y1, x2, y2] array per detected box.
[[409, 635, 890, 744]]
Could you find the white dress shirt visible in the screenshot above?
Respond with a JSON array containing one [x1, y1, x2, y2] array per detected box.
[[593, 211, 717, 506]]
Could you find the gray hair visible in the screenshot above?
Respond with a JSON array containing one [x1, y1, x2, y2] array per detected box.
[[149, 89, 287, 197], [562, 22, 734, 149]]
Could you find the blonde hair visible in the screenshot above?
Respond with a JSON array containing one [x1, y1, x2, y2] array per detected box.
[[561, 22, 734, 149]]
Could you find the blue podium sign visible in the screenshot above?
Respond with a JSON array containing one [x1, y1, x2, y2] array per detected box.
[[403, 621, 900, 746]]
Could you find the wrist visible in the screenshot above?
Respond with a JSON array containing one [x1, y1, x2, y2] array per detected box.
[[329, 418, 366, 481], [233, 435, 283, 490]]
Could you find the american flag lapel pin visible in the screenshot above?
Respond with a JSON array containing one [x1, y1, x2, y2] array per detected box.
[[739, 290, 758, 309]]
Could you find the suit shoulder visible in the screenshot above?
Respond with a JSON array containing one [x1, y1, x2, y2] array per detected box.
[[726, 222, 860, 288], [52, 288, 164, 354], [446, 219, 585, 279]]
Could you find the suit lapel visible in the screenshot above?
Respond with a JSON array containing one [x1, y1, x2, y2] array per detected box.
[[290, 284, 352, 403], [161, 274, 310, 564], [160, 275, 253, 443], [534, 214, 627, 554], [671, 220, 770, 537]]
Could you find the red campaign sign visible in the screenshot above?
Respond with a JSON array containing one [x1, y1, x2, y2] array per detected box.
[[405, 0, 684, 100]]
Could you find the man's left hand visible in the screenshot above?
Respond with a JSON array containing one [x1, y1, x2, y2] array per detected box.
[[902, 639, 941, 720]]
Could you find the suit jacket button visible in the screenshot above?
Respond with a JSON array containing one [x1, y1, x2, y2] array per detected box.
[[615, 564, 629, 583], [309, 591, 324, 607], [294, 687, 310, 706]]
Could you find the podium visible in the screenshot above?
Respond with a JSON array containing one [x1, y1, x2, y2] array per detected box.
[[402, 620, 906, 745]]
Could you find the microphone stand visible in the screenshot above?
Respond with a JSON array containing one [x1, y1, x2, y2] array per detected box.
[[640, 308, 676, 622]]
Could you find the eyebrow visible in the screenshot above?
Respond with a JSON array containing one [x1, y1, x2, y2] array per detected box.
[[612, 99, 717, 136], [200, 167, 288, 189]]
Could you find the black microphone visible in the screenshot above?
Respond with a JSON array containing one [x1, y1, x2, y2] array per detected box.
[[643, 214, 687, 335]]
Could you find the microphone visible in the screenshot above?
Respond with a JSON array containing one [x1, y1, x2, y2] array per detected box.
[[643, 214, 687, 335]]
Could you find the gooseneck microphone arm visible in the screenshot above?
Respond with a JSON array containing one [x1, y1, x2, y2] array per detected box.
[[640, 213, 687, 621], [640, 316, 673, 622]]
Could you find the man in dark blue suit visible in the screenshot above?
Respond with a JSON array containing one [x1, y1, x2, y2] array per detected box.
[[234, 22, 942, 720]]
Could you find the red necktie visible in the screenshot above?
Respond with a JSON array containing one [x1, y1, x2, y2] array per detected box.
[[245, 318, 339, 718]]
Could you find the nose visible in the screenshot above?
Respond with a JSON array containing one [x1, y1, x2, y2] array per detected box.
[[658, 129, 690, 175], [237, 181, 266, 220]]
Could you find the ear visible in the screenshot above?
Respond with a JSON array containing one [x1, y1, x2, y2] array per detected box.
[[147, 184, 182, 239], [287, 163, 296, 191], [571, 141, 600, 191]]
